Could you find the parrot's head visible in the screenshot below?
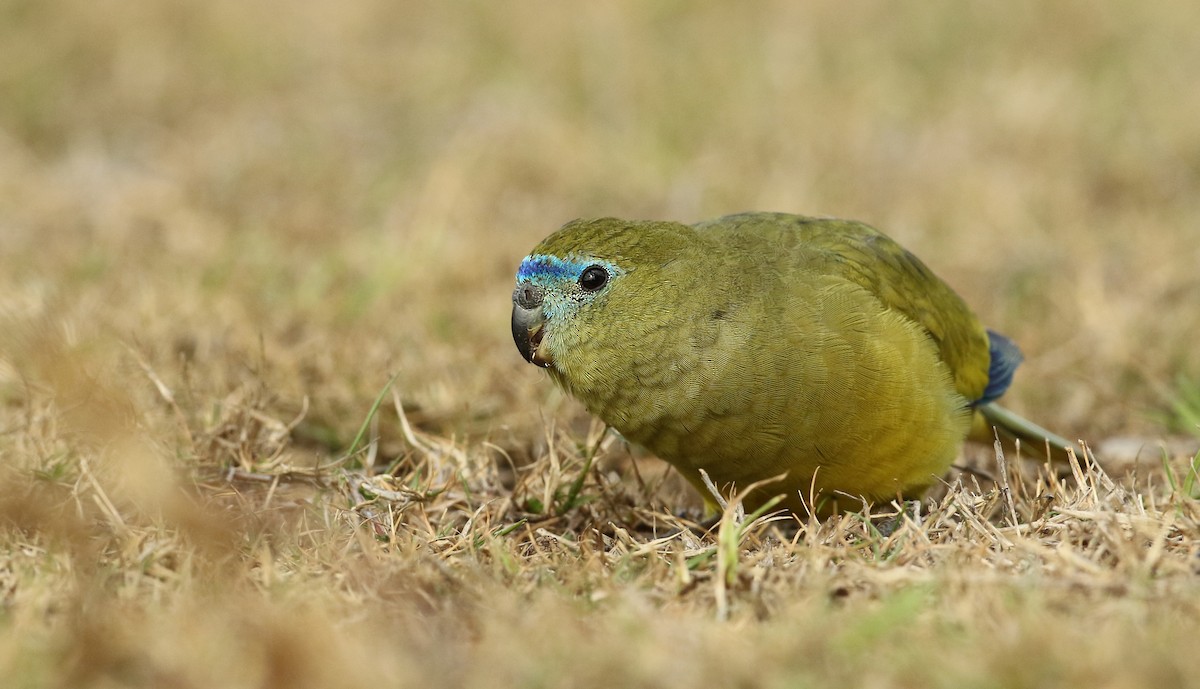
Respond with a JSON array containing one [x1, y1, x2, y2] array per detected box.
[[511, 253, 625, 370], [511, 218, 695, 376]]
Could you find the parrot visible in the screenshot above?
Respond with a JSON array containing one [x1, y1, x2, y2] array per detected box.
[[511, 212, 1082, 516]]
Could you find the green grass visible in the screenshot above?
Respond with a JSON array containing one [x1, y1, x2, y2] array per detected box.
[[2, 1, 1200, 687]]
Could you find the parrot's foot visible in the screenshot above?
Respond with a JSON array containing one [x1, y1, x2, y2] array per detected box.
[[871, 500, 925, 537]]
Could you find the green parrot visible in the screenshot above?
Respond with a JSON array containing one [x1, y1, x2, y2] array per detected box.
[[511, 212, 1081, 516]]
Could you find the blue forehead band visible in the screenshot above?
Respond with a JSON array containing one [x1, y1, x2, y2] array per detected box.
[[516, 255, 625, 292], [516, 254, 585, 284]]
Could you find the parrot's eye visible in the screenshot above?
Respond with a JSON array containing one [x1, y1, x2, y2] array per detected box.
[[579, 265, 608, 291]]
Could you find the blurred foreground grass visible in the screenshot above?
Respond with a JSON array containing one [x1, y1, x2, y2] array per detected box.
[[1, 1, 1199, 687]]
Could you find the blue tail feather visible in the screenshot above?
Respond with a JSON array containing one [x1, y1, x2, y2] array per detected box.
[[977, 329, 1023, 405]]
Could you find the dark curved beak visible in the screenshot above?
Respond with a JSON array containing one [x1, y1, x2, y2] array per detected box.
[[512, 284, 552, 368]]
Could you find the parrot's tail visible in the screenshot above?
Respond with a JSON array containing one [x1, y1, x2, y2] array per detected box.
[[969, 402, 1094, 465]]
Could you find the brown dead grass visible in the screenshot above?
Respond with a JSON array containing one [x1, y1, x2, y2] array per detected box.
[[2, 1, 1200, 687]]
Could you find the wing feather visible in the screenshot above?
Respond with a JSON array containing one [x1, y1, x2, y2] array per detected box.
[[694, 212, 995, 402]]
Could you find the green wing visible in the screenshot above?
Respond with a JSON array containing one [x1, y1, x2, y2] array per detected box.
[[694, 212, 993, 402]]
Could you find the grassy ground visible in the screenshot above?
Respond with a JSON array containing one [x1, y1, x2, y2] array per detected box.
[[2, 1, 1200, 687]]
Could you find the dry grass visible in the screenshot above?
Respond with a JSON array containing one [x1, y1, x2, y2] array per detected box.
[[2, 1, 1200, 687]]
